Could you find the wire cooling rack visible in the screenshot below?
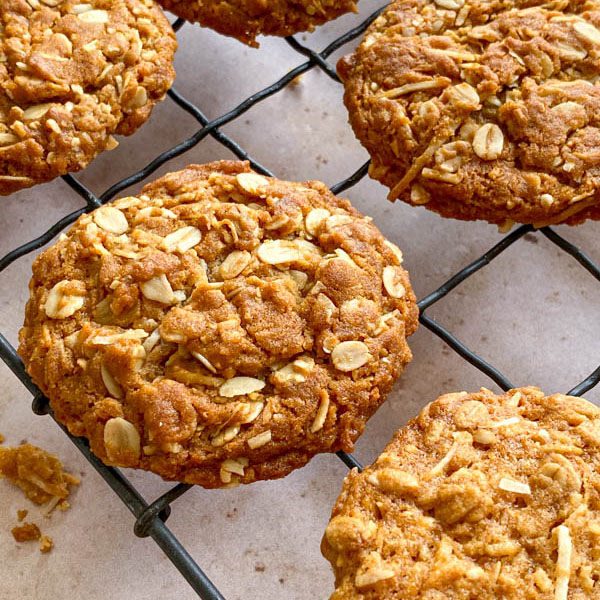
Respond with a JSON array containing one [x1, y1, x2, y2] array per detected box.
[[2, 7, 600, 599]]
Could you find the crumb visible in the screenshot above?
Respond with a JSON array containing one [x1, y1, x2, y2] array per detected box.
[[0, 434, 4, 444], [11, 522, 41, 543], [39, 535, 53, 554], [0, 443, 79, 505], [2, 445, 80, 554], [279, 578, 285, 585], [255, 563, 266, 572], [524, 233, 539, 245]]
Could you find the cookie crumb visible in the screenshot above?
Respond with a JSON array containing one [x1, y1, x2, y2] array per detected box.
[[17, 509, 28, 522], [39, 536, 53, 554], [0, 443, 79, 506], [11, 522, 41, 543], [0, 434, 4, 444]]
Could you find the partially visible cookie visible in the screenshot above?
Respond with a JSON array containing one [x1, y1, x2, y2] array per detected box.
[[322, 386, 600, 599], [157, 0, 357, 47], [338, 0, 600, 226], [18, 160, 418, 488], [0, 0, 177, 195]]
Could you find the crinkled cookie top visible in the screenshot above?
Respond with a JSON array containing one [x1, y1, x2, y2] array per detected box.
[[323, 386, 600, 599], [0, 0, 176, 195], [338, 0, 600, 226], [19, 160, 418, 488]]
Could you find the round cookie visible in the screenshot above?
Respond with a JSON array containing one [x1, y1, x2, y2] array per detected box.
[[338, 0, 600, 226], [322, 386, 600, 599], [18, 160, 418, 488], [0, 0, 177, 195], [157, 0, 357, 47]]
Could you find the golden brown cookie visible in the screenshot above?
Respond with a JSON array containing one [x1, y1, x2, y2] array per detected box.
[[18, 160, 418, 488], [322, 386, 600, 599], [0, 0, 177, 195], [338, 0, 600, 226], [157, 0, 357, 47]]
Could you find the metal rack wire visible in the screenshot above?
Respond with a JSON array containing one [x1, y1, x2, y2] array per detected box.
[[1, 7, 600, 599]]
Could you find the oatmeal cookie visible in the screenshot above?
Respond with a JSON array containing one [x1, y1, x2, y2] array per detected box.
[[157, 0, 357, 47], [0, 0, 177, 195], [322, 387, 600, 599], [18, 160, 418, 488], [338, 0, 600, 226]]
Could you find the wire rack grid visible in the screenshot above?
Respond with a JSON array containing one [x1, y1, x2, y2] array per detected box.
[[1, 7, 600, 599]]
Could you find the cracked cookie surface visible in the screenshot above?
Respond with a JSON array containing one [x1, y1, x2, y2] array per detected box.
[[18, 160, 418, 488], [322, 387, 600, 599], [338, 0, 600, 226], [0, 0, 176, 195], [157, 0, 356, 47]]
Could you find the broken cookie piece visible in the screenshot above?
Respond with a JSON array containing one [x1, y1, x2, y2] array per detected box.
[[0, 443, 79, 505], [2, 444, 78, 554]]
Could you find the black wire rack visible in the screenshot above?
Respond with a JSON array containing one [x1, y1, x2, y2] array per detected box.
[[1, 7, 600, 599]]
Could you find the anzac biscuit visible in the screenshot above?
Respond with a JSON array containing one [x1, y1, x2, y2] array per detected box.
[[157, 0, 357, 47], [18, 160, 418, 488], [0, 0, 177, 195], [322, 387, 600, 599], [338, 0, 600, 226]]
